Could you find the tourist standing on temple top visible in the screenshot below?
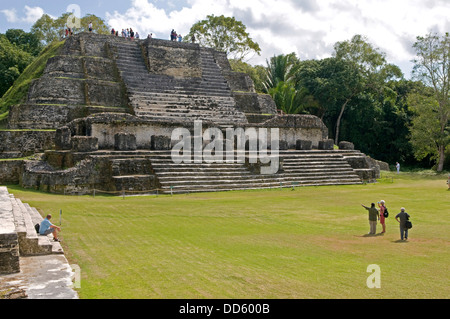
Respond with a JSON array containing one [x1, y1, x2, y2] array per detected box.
[[178, 34, 182, 42], [88, 22, 93, 32], [171, 29, 177, 41]]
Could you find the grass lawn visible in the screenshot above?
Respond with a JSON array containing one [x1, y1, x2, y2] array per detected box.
[[5, 172, 450, 299]]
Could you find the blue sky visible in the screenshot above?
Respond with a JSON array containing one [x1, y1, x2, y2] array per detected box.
[[1, 0, 449, 77]]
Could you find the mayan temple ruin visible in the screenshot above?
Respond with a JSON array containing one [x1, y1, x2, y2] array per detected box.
[[0, 32, 383, 195]]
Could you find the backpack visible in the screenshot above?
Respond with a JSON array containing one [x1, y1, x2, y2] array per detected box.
[[34, 223, 40, 233], [383, 207, 389, 218], [405, 214, 412, 229]]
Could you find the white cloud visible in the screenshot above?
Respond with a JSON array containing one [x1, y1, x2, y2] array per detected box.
[[1, 9, 19, 23], [105, 0, 450, 77], [0, 6, 45, 25], [23, 6, 45, 23]]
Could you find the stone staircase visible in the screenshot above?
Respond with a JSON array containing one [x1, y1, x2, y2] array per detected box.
[[110, 40, 248, 125], [7, 190, 63, 256], [145, 149, 362, 194], [109, 156, 157, 192]]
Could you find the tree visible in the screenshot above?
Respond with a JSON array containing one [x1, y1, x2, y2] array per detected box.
[[263, 53, 300, 93], [31, 14, 60, 44], [269, 81, 310, 114], [32, 13, 110, 45], [332, 35, 402, 144], [411, 32, 450, 171], [229, 59, 265, 93], [186, 15, 260, 61], [0, 35, 34, 97], [5, 29, 43, 56], [297, 57, 361, 131]]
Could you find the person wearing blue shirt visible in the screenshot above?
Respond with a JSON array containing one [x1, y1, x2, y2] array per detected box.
[[39, 214, 61, 242]]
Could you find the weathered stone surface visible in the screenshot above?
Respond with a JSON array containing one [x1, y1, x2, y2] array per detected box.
[[224, 71, 255, 92], [151, 135, 171, 150], [114, 133, 137, 151], [234, 93, 277, 115], [145, 39, 202, 78], [0, 130, 55, 156], [0, 187, 20, 274], [71, 136, 98, 152], [55, 127, 72, 150], [339, 141, 354, 150], [296, 140, 312, 150], [376, 160, 390, 171], [318, 139, 334, 150], [8, 104, 86, 130], [0, 161, 23, 184]]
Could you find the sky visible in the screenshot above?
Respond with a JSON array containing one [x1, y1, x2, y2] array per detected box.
[[1, 0, 449, 78]]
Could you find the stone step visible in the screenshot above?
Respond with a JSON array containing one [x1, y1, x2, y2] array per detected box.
[[127, 86, 231, 96], [163, 180, 364, 194], [133, 108, 245, 118], [160, 178, 362, 193], [112, 174, 157, 192], [10, 197, 59, 256]]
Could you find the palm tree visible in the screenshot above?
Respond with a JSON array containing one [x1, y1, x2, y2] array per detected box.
[[263, 53, 300, 93]]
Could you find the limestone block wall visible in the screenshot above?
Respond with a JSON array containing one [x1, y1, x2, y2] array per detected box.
[[0, 130, 55, 157], [261, 115, 329, 149], [20, 157, 113, 193], [0, 161, 24, 184], [144, 39, 202, 78], [234, 93, 277, 115], [0, 187, 20, 274]]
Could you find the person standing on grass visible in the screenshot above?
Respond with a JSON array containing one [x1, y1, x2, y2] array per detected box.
[[395, 207, 410, 241], [378, 200, 387, 234], [39, 214, 61, 242], [361, 203, 379, 235]]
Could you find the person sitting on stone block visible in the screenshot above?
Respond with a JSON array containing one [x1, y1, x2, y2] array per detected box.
[[39, 214, 61, 242]]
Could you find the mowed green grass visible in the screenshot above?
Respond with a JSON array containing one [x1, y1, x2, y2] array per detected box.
[[5, 172, 450, 299]]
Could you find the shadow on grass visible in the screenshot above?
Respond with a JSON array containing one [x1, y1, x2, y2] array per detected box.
[[360, 233, 385, 237], [393, 239, 409, 243]]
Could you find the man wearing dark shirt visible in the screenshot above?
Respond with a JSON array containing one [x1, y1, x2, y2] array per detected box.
[[361, 203, 379, 235], [395, 207, 410, 240]]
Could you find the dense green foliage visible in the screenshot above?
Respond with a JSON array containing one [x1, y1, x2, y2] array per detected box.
[[0, 34, 35, 98], [0, 40, 65, 117], [229, 33, 448, 170], [410, 33, 450, 171]]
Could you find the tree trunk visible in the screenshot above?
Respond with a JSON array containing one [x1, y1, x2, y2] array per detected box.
[[437, 145, 445, 172], [334, 98, 351, 145]]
